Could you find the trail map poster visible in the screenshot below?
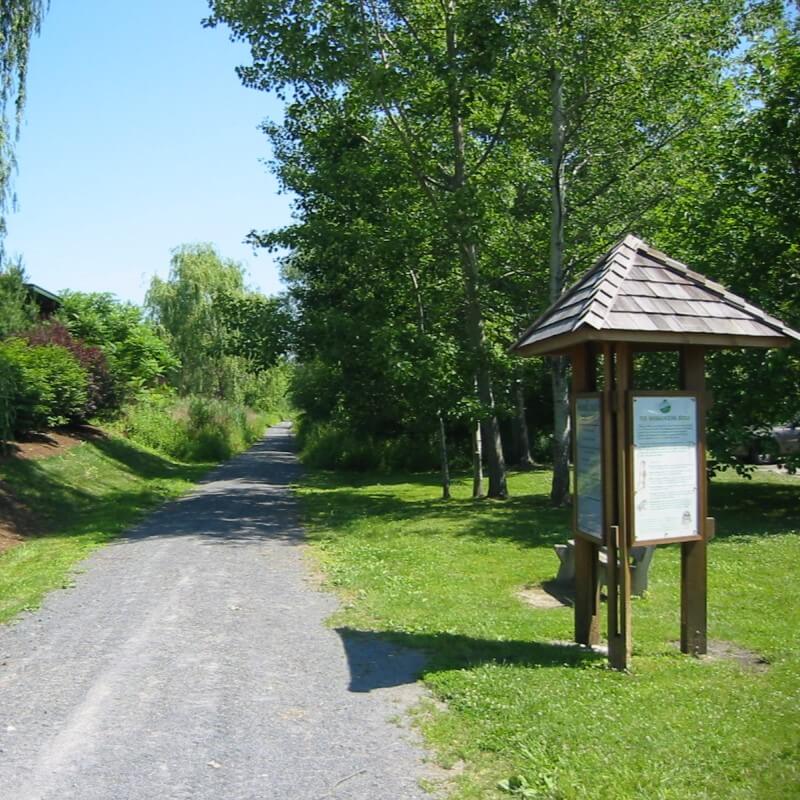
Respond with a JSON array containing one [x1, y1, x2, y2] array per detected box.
[[575, 396, 603, 539], [632, 395, 699, 543]]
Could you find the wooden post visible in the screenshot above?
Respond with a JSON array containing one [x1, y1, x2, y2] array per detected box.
[[571, 344, 600, 646], [609, 342, 633, 670], [679, 346, 708, 655]]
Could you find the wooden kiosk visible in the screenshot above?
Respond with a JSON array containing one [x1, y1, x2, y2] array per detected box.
[[511, 235, 800, 670]]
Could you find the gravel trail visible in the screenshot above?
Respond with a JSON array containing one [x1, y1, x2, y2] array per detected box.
[[0, 422, 431, 800]]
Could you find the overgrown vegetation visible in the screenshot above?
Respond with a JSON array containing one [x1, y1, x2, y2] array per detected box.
[[110, 390, 282, 463], [297, 467, 800, 799]]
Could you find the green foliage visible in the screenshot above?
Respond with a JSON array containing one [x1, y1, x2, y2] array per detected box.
[[0, 259, 36, 337], [296, 415, 444, 472], [0, 350, 21, 443], [0, 338, 88, 431], [0, 1, 47, 240], [57, 291, 178, 397], [209, 0, 773, 487], [298, 467, 800, 799], [650, 12, 800, 470], [145, 244, 247, 396], [145, 244, 292, 407], [111, 390, 273, 463]]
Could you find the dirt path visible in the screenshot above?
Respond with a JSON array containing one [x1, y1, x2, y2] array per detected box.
[[0, 423, 432, 800]]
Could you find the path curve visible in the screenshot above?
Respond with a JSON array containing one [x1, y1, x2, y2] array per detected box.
[[0, 423, 431, 800]]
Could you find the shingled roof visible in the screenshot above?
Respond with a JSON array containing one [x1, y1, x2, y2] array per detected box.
[[511, 234, 800, 356]]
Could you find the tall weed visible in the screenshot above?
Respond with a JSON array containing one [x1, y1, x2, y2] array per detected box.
[[113, 391, 271, 463]]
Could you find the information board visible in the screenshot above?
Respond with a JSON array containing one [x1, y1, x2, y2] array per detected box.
[[575, 395, 603, 540], [632, 395, 699, 543]]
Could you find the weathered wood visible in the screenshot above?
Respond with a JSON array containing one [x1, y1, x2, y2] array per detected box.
[[511, 235, 800, 358], [571, 345, 600, 646], [679, 346, 708, 655], [609, 342, 633, 670]]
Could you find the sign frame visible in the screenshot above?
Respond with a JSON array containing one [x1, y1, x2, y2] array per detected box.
[[628, 391, 703, 547], [572, 391, 605, 543]]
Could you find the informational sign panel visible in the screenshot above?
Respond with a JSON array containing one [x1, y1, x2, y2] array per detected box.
[[632, 395, 699, 543], [575, 395, 603, 540]]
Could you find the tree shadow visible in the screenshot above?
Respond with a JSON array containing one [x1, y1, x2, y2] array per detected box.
[[709, 478, 800, 540], [301, 484, 571, 550], [335, 627, 602, 693]]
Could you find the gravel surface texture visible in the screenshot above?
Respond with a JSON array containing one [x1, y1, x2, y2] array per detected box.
[[0, 423, 432, 800]]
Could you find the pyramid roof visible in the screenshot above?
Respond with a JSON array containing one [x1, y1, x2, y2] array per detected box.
[[511, 235, 800, 356]]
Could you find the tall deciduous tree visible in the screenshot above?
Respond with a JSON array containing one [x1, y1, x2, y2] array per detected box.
[[514, 0, 754, 503], [207, 0, 516, 496]]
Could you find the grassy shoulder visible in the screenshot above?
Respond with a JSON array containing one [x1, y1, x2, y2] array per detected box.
[[0, 432, 210, 624], [296, 468, 800, 799]]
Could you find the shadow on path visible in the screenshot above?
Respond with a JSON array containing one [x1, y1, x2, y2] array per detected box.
[[120, 424, 304, 547]]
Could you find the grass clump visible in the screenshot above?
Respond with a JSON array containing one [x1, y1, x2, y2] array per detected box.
[[296, 468, 800, 799], [110, 390, 278, 462], [0, 433, 207, 623]]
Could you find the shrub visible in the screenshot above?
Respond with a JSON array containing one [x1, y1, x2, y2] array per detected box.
[[0, 352, 21, 443], [296, 418, 438, 471], [112, 391, 269, 463], [22, 321, 117, 416], [0, 338, 89, 431]]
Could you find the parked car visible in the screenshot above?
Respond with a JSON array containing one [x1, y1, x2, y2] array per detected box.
[[743, 419, 800, 464]]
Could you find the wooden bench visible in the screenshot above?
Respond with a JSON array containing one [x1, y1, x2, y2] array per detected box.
[[553, 539, 655, 596]]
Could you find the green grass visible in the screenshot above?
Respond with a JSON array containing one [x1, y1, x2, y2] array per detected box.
[[0, 434, 209, 623], [296, 468, 800, 799]]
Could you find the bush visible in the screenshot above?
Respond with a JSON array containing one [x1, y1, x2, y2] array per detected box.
[[22, 321, 117, 416], [0, 338, 89, 431], [113, 391, 270, 463], [296, 417, 438, 471], [0, 353, 21, 443]]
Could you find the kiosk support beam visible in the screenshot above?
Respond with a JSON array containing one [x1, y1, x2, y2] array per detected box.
[[679, 346, 708, 655], [609, 342, 633, 670], [571, 345, 600, 646]]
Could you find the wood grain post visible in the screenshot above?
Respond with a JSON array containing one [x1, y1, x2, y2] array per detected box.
[[679, 346, 708, 655], [571, 345, 600, 647], [609, 342, 633, 670]]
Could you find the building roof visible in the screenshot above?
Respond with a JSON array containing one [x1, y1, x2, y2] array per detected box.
[[511, 234, 800, 356]]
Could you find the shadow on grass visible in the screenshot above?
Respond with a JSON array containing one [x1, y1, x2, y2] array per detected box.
[[336, 627, 602, 693], [301, 472, 571, 550], [709, 478, 800, 540], [0, 436, 209, 538], [302, 469, 800, 548]]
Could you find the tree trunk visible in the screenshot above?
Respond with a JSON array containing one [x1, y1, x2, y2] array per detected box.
[[444, 6, 507, 499], [514, 379, 535, 469], [437, 410, 451, 500], [472, 417, 484, 498], [550, 355, 571, 505], [408, 268, 451, 501], [548, 63, 570, 506]]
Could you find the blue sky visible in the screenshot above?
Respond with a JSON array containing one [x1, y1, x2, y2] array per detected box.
[[4, 0, 292, 304]]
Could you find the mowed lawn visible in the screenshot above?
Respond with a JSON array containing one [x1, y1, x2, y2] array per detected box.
[[297, 468, 800, 799]]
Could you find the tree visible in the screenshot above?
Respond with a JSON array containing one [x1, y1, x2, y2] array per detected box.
[[207, 0, 517, 496], [0, 1, 47, 243], [57, 290, 179, 395], [0, 258, 35, 337], [511, 0, 755, 503], [146, 243, 292, 402], [650, 8, 800, 470]]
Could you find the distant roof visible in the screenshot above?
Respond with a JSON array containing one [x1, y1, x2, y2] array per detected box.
[[24, 283, 62, 305], [511, 235, 800, 356]]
